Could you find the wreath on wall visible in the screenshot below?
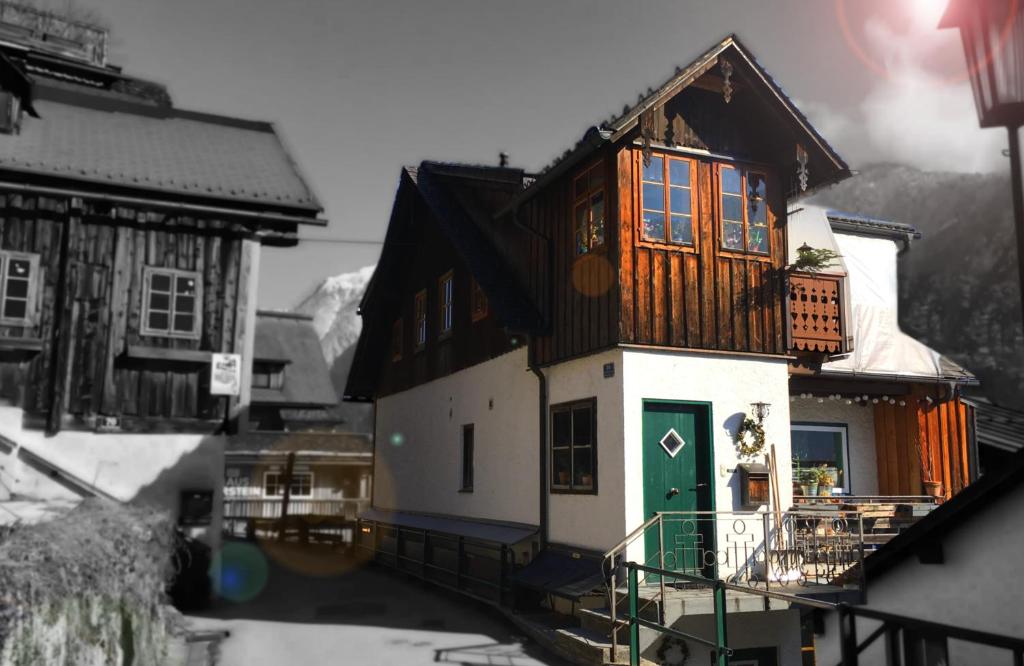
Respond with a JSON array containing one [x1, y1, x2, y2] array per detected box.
[[734, 416, 766, 458], [655, 635, 689, 665]]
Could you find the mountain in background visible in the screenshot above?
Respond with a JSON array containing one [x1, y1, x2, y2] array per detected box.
[[811, 163, 1024, 409], [293, 265, 376, 433]]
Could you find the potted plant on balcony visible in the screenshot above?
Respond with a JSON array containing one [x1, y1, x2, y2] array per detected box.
[[812, 465, 835, 496], [789, 243, 841, 273], [797, 468, 818, 498], [915, 438, 944, 499]]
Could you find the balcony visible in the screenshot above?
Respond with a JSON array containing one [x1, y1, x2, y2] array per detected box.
[[787, 269, 847, 355]]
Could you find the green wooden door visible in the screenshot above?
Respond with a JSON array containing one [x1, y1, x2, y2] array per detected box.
[[642, 401, 714, 578]]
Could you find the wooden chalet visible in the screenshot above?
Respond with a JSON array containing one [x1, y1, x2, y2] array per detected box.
[[0, 5, 323, 555], [346, 35, 978, 665]]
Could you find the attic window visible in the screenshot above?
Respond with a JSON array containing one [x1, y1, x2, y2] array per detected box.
[[573, 162, 605, 255], [0, 92, 22, 135], [414, 289, 427, 351], [252, 361, 285, 390], [142, 267, 202, 339], [471, 278, 488, 322], [438, 270, 454, 339]]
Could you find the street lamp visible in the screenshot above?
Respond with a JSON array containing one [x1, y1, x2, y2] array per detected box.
[[941, 0, 1024, 324]]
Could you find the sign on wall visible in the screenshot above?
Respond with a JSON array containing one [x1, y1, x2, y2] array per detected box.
[[210, 353, 242, 396]]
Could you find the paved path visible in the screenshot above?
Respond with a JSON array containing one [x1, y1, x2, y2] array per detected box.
[[186, 541, 567, 666]]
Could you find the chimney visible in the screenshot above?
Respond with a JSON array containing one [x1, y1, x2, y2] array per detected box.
[[499, 152, 509, 168]]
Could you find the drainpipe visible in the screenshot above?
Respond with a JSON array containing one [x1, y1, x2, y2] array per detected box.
[[511, 202, 552, 551], [529, 361, 548, 550]]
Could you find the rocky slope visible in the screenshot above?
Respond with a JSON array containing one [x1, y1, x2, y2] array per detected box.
[[293, 265, 376, 433]]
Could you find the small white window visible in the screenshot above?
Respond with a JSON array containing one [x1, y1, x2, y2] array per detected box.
[[141, 267, 202, 339], [0, 251, 40, 326], [438, 270, 454, 337], [263, 471, 313, 498]]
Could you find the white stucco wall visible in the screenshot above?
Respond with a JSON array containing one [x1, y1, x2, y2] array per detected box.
[[545, 349, 625, 552], [620, 349, 792, 566], [374, 347, 539, 527], [815, 481, 1024, 665], [0, 406, 224, 550], [789, 396, 879, 495], [653, 609, 802, 666]]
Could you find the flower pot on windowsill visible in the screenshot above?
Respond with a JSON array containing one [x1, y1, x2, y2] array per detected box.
[[923, 480, 944, 499], [580, 474, 593, 487], [558, 471, 571, 486], [817, 485, 832, 497]]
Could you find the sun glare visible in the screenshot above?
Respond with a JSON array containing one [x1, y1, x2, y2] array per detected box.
[[909, 0, 949, 27]]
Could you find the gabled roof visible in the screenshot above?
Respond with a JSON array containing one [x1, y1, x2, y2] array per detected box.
[[345, 161, 540, 400], [0, 76, 322, 215], [253, 311, 337, 408], [967, 399, 1024, 454], [827, 210, 921, 245], [502, 34, 850, 215]]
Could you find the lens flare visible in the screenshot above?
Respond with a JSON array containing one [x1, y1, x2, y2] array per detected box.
[[214, 541, 269, 603], [390, 431, 405, 446]]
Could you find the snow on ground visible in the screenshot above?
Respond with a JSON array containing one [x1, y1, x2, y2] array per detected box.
[[187, 541, 565, 666]]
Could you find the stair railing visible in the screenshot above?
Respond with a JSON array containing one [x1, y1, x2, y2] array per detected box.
[[601, 511, 665, 658]]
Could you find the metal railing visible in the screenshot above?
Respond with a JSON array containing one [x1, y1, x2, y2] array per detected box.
[[793, 495, 938, 506], [602, 510, 867, 656], [356, 519, 513, 605], [623, 562, 1024, 666], [223, 497, 369, 520]]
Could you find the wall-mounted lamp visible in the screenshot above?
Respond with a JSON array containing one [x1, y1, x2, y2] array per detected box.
[[750, 401, 771, 423]]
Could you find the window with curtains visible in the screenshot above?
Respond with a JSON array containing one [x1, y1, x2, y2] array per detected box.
[[720, 165, 770, 255], [641, 154, 696, 246]]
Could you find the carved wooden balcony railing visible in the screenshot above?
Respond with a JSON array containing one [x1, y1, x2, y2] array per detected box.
[[787, 270, 846, 354]]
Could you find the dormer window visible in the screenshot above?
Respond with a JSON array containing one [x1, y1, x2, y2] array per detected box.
[[573, 162, 605, 255], [252, 361, 285, 389], [720, 166, 770, 255]]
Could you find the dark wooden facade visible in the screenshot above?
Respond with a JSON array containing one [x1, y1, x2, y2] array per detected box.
[[0, 192, 256, 433], [372, 184, 516, 398]]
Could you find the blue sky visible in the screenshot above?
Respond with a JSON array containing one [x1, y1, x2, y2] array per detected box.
[[62, 0, 1000, 308]]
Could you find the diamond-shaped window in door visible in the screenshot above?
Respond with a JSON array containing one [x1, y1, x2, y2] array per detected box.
[[659, 428, 686, 458]]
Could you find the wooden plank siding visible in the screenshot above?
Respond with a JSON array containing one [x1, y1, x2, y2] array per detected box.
[[873, 388, 974, 501], [616, 146, 787, 356], [0, 192, 259, 433], [374, 188, 516, 398]]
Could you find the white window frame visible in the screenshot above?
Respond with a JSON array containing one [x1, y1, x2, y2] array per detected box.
[[141, 266, 203, 340], [0, 250, 40, 327], [438, 270, 454, 338], [791, 423, 851, 494], [262, 471, 314, 499]]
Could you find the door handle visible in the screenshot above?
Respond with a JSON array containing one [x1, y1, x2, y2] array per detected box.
[[688, 483, 708, 491], [667, 487, 680, 498]]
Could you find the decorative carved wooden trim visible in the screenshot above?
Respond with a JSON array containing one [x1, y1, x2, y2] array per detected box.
[[796, 144, 809, 192], [787, 270, 843, 354], [640, 108, 657, 167], [720, 58, 734, 103]]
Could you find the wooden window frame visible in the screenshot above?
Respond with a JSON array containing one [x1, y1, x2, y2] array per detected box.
[[637, 152, 698, 252], [550, 398, 598, 495], [391, 318, 403, 361], [572, 161, 606, 257], [438, 270, 454, 340], [0, 250, 40, 327], [470, 277, 488, 322], [141, 266, 203, 340], [414, 289, 427, 351], [460, 423, 474, 492], [262, 470, 313, 498], [716, 163, 772, 260]]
